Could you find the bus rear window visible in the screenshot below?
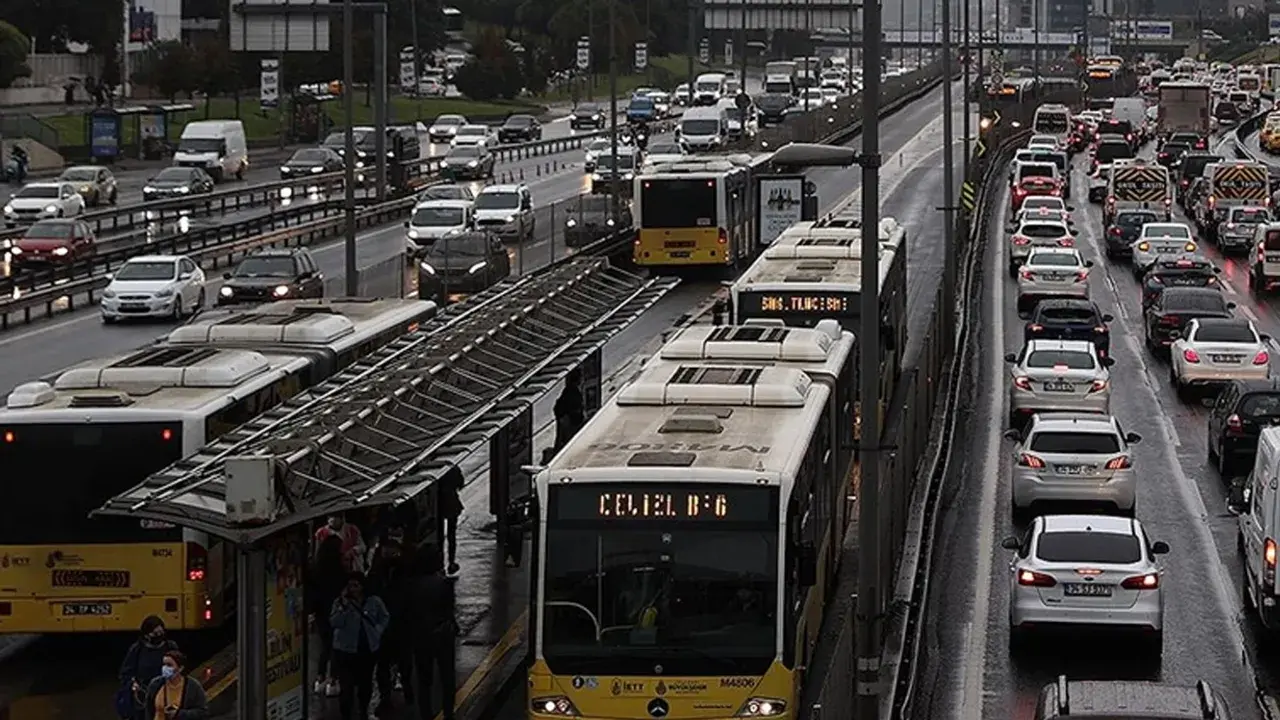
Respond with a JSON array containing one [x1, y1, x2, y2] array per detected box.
[[1266, 231, 1280, 251], [641, 179, 718, 228]]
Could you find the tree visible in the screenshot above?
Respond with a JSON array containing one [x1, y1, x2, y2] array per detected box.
[[191, 40, 238, 112], [7, 0, 124, 83], [454, 60, 504, 101], [0, 20, 32, 89], [132, 40, 198, 101]]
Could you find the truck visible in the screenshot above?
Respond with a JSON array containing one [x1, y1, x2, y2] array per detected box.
[[1156, 81, 1211, 137], [1105, 160, 1171, 224], [1196, 161, 1270, 242], [764, 61, 798, 89]]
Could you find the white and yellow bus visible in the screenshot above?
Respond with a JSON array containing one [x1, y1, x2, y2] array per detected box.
[[525, 321, 855, 720], [0, 298, 435, 633]]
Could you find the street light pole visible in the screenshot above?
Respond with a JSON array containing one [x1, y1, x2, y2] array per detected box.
[[854, 0, 884, 719], [963, 0, 971, 179], [609, 0, 620, 223], [343, 0, 358, 296], [941, 0, 956, 305]]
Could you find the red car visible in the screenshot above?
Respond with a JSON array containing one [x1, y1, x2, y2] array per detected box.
[[1011, 176, 1062, 212], [9, 218, 96, 270]]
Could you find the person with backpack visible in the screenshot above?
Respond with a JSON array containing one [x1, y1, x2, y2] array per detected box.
[[117, 615, 178, 720]]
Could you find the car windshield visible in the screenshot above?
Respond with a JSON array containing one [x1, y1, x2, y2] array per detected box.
[[1026, 350, 1095, 369], [1232, 209, 1269, 222], [116, 261, 178, 281], [291, 149, 328, 163], [1181, 155, 1217, 177], [434, 115, 465, 126], [177, 137, 224, 153], [448, 146, 481, 158], [1095, 166, 1111, 179], [1036, 532, 1142, 564], [1117, 213, 1160, 227], [234, 256, 295, 277], [504, 116, 533, 127], [1161, 143, 1190, 156], [629, 98, 654, 109], [576, 104, 599, 114], [154, 168, 192, 182], [1143, 225, 1191, 238], [587, 140, 612, 153], [15, 185, 59, 199], [428, 234, 487, 255], [1195, 323, 1255, 343], [1019, 164, 1056, 179], [458, 126, 488, 137], [1040, 306, 1097, 323], [1023, 198, 1062, 210], [1241, 393, 1280, 417], [1020, 224, 1067, 238], [697, 81, 722, 91], [324, 130, 371, 145], [421, 186, 470, 201], [573, 196, 612, 214], [60, 168, 97, 181], [649, 143, 682, 155], [412, 206, 465, 226], [23, 221, 75, 238], [1028, 431, 1122, 454], [1096, 143, 1133, 162], [475, 191, 519, 210], [598, 154, 635, 170], [682, 119, 720, 135], [1028, 253, 1080, 267]]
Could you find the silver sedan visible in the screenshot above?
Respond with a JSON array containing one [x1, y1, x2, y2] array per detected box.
[[1005, 413, 1142, 517], [1006, 339, 1113, 427], [1016, 247, 1092, 313]]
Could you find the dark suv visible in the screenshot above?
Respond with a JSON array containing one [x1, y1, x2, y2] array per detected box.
[[1143, 286, 1236, 352], [1023, 298, 1113, 357], [218, 248, 325, 305], [415, 231, 512, 303], [1035, 676, 1233, 720], [1207, 379, 1280, 476], [1140, 254, 1219, 310], [498, 114, 542, 144]]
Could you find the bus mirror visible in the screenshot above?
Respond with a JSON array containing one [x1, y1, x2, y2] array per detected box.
[[797, 543, 817, 587]]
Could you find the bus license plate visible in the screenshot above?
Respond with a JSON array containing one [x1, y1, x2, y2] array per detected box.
[[62, 603, 112, 616], [1063, 583, 1112, 597], [668, 251, 691, 258]]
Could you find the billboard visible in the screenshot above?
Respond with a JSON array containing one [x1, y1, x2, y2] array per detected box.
[[1270, 13, 1280, 37], [1114, 19, 1174, 40]]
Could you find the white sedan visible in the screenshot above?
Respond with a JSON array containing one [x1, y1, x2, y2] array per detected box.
[[100, 254, 207, 323], [451, 124, 495, 147], [1170, 317, 1270, 398], [3, 182, 86, 227], [1004, 514, 1168, 659], [1017, 248, 1092, 313], [642, 141, 688, 169], [1132, 222, 1198, 275], [428, 114, 468, 142]]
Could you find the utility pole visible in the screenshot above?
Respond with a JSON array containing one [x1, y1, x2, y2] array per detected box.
[[942, 0, 956, 306], [854, 0, 884, 719], [688, 0, 697, 103], [589, 0, 596, 100], [963, 0, 971, 179], [609, 0, 620, 224], [343, 0, 358, 296], [977, 0, 985, 113], [120, 2, 131, 99], [900, 0, 906, 68], [741, 0, 749, 90], [373, 11, 388, 201], [410, 0, 421, 100], [848, 0, 857, 90], [1033, 0, 1041, 80]]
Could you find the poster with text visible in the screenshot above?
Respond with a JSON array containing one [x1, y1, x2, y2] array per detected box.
[[757, 176, 804, 247], [265, 527, 306, 720]]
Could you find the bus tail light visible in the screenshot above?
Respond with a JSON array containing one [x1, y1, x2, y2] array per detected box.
[[718, 228, 728, 244], [737, 697, 788, 717], [1227, 413, 1246, 436], [186, 542, 208, 582], [204, 597, 213, 622]]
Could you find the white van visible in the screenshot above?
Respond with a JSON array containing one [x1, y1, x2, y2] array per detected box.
[[1232, 425, 1280, 631], [1110, 98, 1148, 141], [404, 198, 474, 254], [678, 106, 727, 151], [173, 120, 248, 182], [693, 73, 726, 106]]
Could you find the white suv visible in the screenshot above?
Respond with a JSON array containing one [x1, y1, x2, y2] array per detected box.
[[3, 182, 86, 227], [1004, 413, 1142, 519]]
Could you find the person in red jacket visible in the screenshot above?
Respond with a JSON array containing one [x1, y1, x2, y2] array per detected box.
[[315, 514, 368, 573]]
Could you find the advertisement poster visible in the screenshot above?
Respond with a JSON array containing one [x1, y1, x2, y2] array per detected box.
[[90, 114, 121, 159], [260, 59, 281, 111], [265, 528, 305, 720], [757, 176, 804, 247]]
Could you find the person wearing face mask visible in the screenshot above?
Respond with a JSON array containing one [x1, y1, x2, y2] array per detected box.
[[331, 572, 390, 720], [143, 650, 208, 720], [315, 513, 368, 573], [117, 615, 178, 720]]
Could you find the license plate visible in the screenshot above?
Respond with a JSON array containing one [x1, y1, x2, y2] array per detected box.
[[665, 240, 696, 248], [1266, 254, 1280, 262], [1042, 272, 1066, 281], [1210, 354, 1242, 363], [1169, 278, 1197, 285], [1063, 583, 1112, 597], [62, 602, 112, 616], [1055, 464, 1091, 475], [1043, 381, 1074, 392], [668, 251, 691, 258], [121, 304, 146, 311]]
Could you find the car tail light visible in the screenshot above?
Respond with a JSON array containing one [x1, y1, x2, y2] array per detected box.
[[186, 542, 208, 582], [1109, 227, 1122, 236], [1014, 376, 1033, 390], [1120, 573, 1160, 590], [1014, 188, 1028, 197], [1094, 325, 1107, 334], [1020, 268, 1034, 280], [1058, 238, 1075, 247], [1183, 348, 1201, 363], [1159, 314, 1181, 326], [1265, 538, 1277, 591], [1105, 455, 1132, 469], [1018, 453, 1045, 468], [1137, 241, 1150, 251], [1028, 324, 1044, 332], [1017, 568, 1057, 587], [1013, 235, 1031, 245], [1184, 242, 1197, 252], [1075, 270, 1088, 282], [1226, 413, 1246, 436], [1255, 351, 1270, 365], [1089, 379, 1108, 393]]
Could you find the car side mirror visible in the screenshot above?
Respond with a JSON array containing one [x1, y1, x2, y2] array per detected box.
[[1067, 205, 1076, 211], [1264, 334, 1274, 343], [1085, 260, 1095, 267], [222, 272, 232, 280], [1228, 476, 1251, 515], [1150, 541, 1170, 555], [797, 542, 818, 587], [1102, 313, 1114, 322], [1101, 357, 1115, 367], [1000, 536, 1021, 551], [104, 273, 113, 281], [1228, 302, 1238, 310], [403, 221, 410, 229], [1003, 428, 1022, 443], [179, 272, 193, 280], [1070, 229, 1080, 235], [1125, 432, 1142, 444], [1004, 352, 1018, 363]]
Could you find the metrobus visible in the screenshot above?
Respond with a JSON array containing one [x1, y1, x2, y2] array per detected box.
[[0, 298, 436, 634], [632, 156, 765, 272], [728, 216, 907, 406], [523, 324, 855, 720]]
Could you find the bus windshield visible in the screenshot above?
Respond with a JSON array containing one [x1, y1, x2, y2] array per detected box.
[[1035, 113, 1069, 133], [541, 484, 778, 676], [641, 178, 718, 228], [0, 422, 185, 544]]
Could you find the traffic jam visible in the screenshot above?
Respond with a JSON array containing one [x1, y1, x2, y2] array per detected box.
[[990, 55, 1280, 706]]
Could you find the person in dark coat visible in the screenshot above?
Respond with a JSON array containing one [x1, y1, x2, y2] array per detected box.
[[143, 650, 209, 720], [119, 615, 178, 720], [368, 530, 415, 713], [309, 533, 347, 697], [553, 370, 585, 452], [407, 546, 458, 720], [439, 468, 463, 575]]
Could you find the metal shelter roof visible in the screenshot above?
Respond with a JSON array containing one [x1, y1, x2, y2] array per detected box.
[[94, 258, 679, 544]]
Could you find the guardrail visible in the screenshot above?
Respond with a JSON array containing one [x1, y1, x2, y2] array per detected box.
[[0, 128, 623, 246]]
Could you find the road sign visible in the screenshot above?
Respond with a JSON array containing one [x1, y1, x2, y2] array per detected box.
[[976, 139, 987, 157], [699, 38, 710, 64], [260, 59, 280, 110], [577, 37, 591, 71], [634, 42, 648, 71], [398, 49, 416, 93], [725, 40, 733, 66], [992, 110, 1001, 126], [960, 181, 976, 212]]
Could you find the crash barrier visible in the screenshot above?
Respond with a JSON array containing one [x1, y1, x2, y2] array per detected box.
[[793, 96, 1042, 720], [1233, 107, 1275, 162], [0, 128, 620, 246]]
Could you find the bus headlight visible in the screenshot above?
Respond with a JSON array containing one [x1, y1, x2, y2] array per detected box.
[[737, 698, 787, 717], [531, 696, 579, 716]]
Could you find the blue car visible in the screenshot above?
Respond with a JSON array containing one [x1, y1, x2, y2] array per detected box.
[[626, 96, 657, 123]]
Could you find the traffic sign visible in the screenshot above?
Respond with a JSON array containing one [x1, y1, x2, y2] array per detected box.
[[976, 139, 987, 157], [960, 181, 976, 212], [724, 40, 733, 66], [699, 38, 710, 64], [576, 37, 591, 71], [992, 110, 1000, 125], [635, 42, 648, 71]]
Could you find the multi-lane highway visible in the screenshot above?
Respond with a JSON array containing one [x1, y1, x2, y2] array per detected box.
[[909, 128, 1280, 720]]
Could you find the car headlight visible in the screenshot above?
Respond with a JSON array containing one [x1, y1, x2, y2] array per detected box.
[[566, 218, 577, 227], [606, 218, 616, 226], [504, 215, 516, 223], [102, 289, 115, 298], [44, 205, 58, 213], [356, 161, 365, 169], [408, 228, 420, 239], [419, 262, 436, 274], [7, 246, 19, 254], [155, 288, 174, 297], [591, 173, 603, 181], [737, 698, 787, 717], [441, 160, 450, 166], [623, 173, 633, 180], [273, 285, 291, 297], [143, 186, 156, 193], [2, 205, 13, 215], [176, 187, 189, 194], [80, 185, 92, 193], [220, 286, 233, 297], [52, 247, 69, 256], [311, 166, 323, 174], [468, 261, 486, 274], [467, 161, 478, 167], [280, 166, 291, 172]]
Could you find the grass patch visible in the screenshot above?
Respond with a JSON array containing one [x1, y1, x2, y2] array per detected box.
[[42, 94, 544, 148], [536, 54, 714, 104], [1233, 45, 1280, 66]]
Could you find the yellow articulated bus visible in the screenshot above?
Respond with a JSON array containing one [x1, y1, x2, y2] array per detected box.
[[524, 320, 856, 720], [0, 298, 435, 633], [632, 156, 768, 272]]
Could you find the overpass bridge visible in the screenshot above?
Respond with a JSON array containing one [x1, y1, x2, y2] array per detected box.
[[802, 26, 1192, 54]]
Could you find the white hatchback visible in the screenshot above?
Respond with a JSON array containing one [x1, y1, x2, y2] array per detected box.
[[101, 254, 207, 323]]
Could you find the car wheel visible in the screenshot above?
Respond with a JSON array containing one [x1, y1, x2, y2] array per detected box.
[[196, 288, 206, 311], [172, 297, 185, 321], [101, 315, 116, 325], [1143, 631, 1163, 663], [109, 189, 117, 205]]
